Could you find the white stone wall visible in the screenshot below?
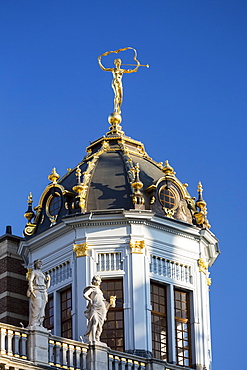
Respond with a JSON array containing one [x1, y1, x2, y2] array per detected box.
[[19, 210, 218, 369]]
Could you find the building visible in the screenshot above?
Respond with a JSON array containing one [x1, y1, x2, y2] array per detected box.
[[0, 52, 219, 370]]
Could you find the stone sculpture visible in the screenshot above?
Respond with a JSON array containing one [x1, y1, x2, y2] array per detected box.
[[83, 275, 116, 343], [27, 259, 50, 328]]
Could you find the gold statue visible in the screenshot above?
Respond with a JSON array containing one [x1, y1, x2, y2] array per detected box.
[[98, 47, 149, 115]]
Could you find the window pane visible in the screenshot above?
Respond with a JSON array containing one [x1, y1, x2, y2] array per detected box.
[[151, 282, 167, 361], [61, 287, 72, 339], [44, 294, 54, 334], [101, 279, 124, 352], [174, 289, 191, 368]]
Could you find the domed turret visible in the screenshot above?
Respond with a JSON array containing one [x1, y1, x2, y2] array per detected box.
[[23, 123, 210, 237]]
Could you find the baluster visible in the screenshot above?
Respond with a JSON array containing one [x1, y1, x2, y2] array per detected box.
[[62, 342, 68, 368], [109, 354, 114, 370], [49, 340, 55, 365], [104, 253, 107, 271], [120, 357, 127, 370], [113, 253, 116, 270], [162, 258, 166, 277], [98, 254, 101, 272], [20, 333, 27, 359], [61, 263, 64, 282], [154, 256, 157, 274], [167, 261, 171, 278], [140, 362, 146, 370], [150, 255, 153, 273], [55, 341, 62, 366], [181, 265, 184, 281], [106, 254, 110, 271], [0, 328, 6, 355], [115, 356, 120, 369], [176, 264, 179, 280], [81, 347, 87, 370], [59, 265, 62, 284], [133, 360, 139, 370], [162, 259, 166, 277], [116, 253, 120, 270], [185, 266, 188, 283], [127, 359, 133, 370], [13, 331, 20, 357], [158, 257, 161, 274], [50, 269, 54, 286], [189, 266, 192, 283], [67, 344, 74, 368], [6, 329, 13, 356], [75, 346, 81, 370]]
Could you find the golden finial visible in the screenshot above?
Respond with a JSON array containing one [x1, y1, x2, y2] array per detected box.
[[194, 181, 211, 229], [196, 181, 207, 209], [131, 163, 145, 209], [75, 166, 82, 184], [24, 192, 35, 222], [163, 160, 176, 176], [72, 166, 88, 213], [28, 192, 33, 203], [48, 168, 60, 184]]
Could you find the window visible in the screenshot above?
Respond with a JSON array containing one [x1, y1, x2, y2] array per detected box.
[[151, 282, 167, 361], [159, 186, 176, 209], [48, 194, 62, 216], [61, 287, 72, 339], [174, 290, 191, 367], [44, 294, 54, 334], [101, 279, 124, 352]]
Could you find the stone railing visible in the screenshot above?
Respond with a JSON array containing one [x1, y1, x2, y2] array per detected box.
[[0, 323, 28, 359], [0, 323, 195, 370], [49, 335, 87, 369], [108, 351, 147, 370]]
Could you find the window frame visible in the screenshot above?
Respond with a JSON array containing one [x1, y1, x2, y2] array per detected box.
[[60, 286, 73, 339], [100, 278, 124, 352]]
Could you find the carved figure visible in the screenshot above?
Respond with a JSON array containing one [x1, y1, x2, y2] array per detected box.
[[98, 47, 148, 114], [27, 259, 50, 328], [83, 275, 116, 343]]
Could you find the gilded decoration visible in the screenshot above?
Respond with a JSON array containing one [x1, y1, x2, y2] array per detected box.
[[194, 182, 211, 229], [131, 163, 145, 209], [207, 278, 212, 286], [130, 240, 145, 254], [73, 243, 89, 257], [198, 258, 208, 274], [98, 47, 148, 115], [48, 168, 60, 184], [72, 154, 98, 213], [26, 268, 32, 281]]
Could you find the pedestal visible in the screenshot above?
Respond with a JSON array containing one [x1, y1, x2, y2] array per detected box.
[[27, 326, 49, 365], [86, 342, 109, 370]]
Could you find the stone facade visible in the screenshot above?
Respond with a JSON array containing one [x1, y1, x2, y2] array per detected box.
[[0, 228, 28, 327]]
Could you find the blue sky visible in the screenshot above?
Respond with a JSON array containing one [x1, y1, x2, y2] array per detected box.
[[0, 1, 246, 369]]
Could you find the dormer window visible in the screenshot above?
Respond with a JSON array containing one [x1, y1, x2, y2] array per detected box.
[[159, 186, 176, 210], [48, 193, 62, 217]]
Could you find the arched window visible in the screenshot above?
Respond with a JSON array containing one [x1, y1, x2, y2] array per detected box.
[[159, 186, 176, 209]]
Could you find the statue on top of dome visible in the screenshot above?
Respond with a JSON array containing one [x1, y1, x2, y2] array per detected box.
[[98, 47, 149, 115]]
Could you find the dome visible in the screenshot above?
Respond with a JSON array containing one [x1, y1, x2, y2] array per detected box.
[[23, 119, 210, 238]]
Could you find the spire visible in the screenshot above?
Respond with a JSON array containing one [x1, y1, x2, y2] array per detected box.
[[24, 192, 35, 222], [194, 181, 211, 229]]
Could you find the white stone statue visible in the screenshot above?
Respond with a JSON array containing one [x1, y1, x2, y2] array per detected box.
[[27, 259, 50, 328], [83, 275, 116, 343]]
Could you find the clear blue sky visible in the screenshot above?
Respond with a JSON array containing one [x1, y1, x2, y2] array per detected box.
[[1, 1, 246, 369]]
